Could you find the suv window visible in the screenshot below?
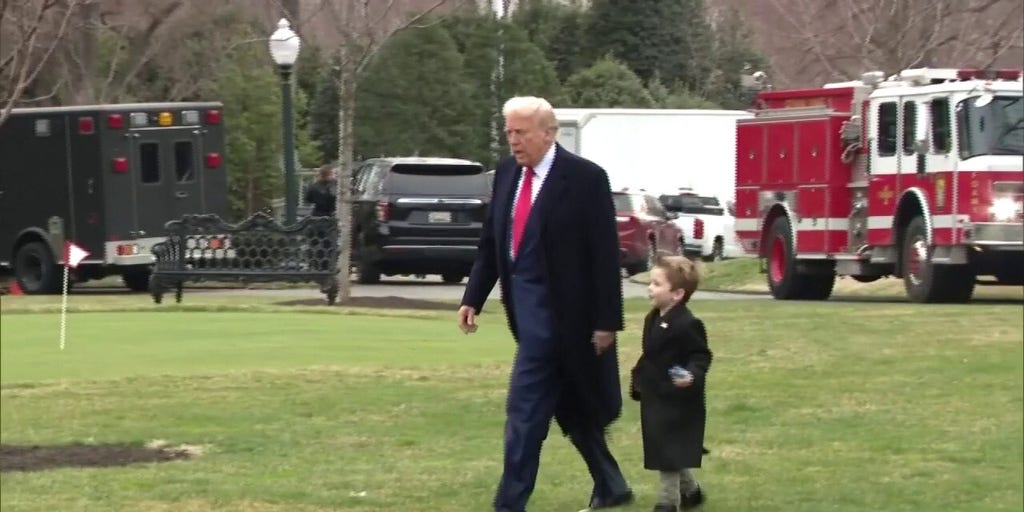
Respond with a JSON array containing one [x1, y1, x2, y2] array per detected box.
[[659, 194, 724, 215], [385, 163, 488, 195]]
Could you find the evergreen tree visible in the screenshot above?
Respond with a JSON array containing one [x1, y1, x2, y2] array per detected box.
[[441, 13, 501, 165], [511, 1, 588, 82], [309, 57, 341, 163], [212, 23, 318, 219], [354, 24, 476, 160], [217, 36, 284, 219], [647, 72, 721, 109], [586, 0, 715, 91], [444, 12, 564, 167], [564, 56, 654, 108]]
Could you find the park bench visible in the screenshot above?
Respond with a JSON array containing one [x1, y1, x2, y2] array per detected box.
[[149, 211, 339, 305]]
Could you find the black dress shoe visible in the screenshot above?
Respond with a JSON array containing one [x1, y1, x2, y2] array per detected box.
[[652, 504, 678, 512], [589, 490, 635, 509], [680, 485, 705, 509]]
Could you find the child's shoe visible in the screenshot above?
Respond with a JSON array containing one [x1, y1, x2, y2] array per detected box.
[[680, 485, 705, 509]]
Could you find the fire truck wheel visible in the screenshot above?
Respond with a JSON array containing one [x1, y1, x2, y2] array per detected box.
[[764, 216, 835, 301], [766, 216, 801, 299], [122, 268, 152, 292], [13, 241, 61, 294], [900, 216, 975, 303]]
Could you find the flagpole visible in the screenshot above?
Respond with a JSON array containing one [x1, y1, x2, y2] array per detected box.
[[60, 241, 91, 351], [60, 263, 69, 351]]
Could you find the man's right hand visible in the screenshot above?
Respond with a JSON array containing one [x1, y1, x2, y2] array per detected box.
[[457, 305, 478, 334]]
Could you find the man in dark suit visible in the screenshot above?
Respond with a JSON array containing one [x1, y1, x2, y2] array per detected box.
[[458, 96, 633, 512]]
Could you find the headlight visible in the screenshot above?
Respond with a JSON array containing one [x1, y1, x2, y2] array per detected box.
[[989, 196, 1023, 222]]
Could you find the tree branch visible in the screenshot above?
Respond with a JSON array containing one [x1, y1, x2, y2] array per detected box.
[[1, 0, 78, 126]]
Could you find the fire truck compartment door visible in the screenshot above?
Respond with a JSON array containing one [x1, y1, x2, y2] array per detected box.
[[130, 128, 205, 237]]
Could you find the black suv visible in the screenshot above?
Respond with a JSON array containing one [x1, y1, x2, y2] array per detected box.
[[351, 157, 490, 284]]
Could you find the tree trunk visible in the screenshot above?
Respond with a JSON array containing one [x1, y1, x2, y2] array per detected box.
[[66, 0, 99, 104], [335, 47, 357, 303], [247, 177, 255, 216]]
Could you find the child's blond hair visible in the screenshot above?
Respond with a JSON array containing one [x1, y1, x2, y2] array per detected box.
[[654, 256, 701, 302]]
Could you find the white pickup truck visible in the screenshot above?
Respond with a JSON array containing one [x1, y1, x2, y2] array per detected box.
[[659, 193, 744, 261]]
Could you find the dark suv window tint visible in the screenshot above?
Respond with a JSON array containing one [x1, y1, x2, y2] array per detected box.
[[386, 164, 488, 195]]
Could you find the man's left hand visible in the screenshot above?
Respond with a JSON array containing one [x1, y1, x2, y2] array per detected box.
[[592, 330, 615, 355]]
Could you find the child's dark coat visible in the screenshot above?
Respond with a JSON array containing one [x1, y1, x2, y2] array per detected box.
[[629, 303, 713, 470]]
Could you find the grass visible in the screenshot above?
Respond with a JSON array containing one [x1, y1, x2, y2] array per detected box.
[[631, 258, 1024, 299], [1, 295, 1022, 511]]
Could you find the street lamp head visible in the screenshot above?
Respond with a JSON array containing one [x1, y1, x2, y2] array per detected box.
[[268, 18, 301, 68]]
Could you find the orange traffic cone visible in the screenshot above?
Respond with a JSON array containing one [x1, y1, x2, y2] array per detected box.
[[8, 281, 23, 295]]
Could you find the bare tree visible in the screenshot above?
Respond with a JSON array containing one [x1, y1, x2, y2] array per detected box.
[[323, 0, 460, 303], [0, 0, 81, 126], [724, 0, 1023, 88]]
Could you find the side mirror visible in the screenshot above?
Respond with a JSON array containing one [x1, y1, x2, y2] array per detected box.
[[975, 94, 994, 108]]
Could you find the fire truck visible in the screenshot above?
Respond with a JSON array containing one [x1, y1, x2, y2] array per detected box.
[[734, 68, 1023, 303], [0, 102, 229, 294]]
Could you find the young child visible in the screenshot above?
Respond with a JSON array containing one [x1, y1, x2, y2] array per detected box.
[[629, 256, 713, 511]]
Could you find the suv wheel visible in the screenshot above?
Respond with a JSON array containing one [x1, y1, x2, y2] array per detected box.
[[441, 272, 464, 284]]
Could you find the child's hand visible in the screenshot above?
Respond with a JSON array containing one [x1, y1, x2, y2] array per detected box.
[[672, 374, 694, 388]]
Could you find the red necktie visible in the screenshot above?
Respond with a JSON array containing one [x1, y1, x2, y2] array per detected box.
[[511, 167, 535, 258]]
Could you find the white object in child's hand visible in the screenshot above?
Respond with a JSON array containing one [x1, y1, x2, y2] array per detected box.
[[668, 366, 691, 380]]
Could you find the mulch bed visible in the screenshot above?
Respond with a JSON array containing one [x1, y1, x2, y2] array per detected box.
[[275, 295, 454, 311], [0, 443, 193, 473]]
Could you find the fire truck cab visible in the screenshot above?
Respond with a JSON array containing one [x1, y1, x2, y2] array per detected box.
[[0, 102, 229, 293], [734, 68, 1023, 303]]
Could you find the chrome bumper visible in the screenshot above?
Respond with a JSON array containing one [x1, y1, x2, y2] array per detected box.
[[967, 222, 1024, 247]]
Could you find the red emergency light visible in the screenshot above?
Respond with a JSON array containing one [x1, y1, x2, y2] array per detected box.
[[205, 152, 222, 169], [107, 114, 124, 129], [78, 116, 95, 135], [956, 68, 1022, 81], [205, 109, 222, 125], [112, 157, 129, 173]]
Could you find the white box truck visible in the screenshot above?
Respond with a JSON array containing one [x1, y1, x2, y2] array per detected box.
[[553, 108, 751, 201], [554, 108, 753, 261]]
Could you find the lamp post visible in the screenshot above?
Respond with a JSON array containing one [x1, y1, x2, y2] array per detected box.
[[269, 18, 301, 225]]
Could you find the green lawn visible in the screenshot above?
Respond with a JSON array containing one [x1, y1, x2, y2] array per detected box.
[[1, 296, 1022, 512]]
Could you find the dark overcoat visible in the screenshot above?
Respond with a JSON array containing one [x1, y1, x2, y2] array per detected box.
[[630, 303, 712, 470], [461, 143, 625, 434]]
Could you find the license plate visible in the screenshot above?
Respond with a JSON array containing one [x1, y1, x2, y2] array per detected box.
[[427, 211, 452, 223]]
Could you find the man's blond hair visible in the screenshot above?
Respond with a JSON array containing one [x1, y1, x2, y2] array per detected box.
[[654, 256, 701, 301], [502, 96, 558, 131]]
